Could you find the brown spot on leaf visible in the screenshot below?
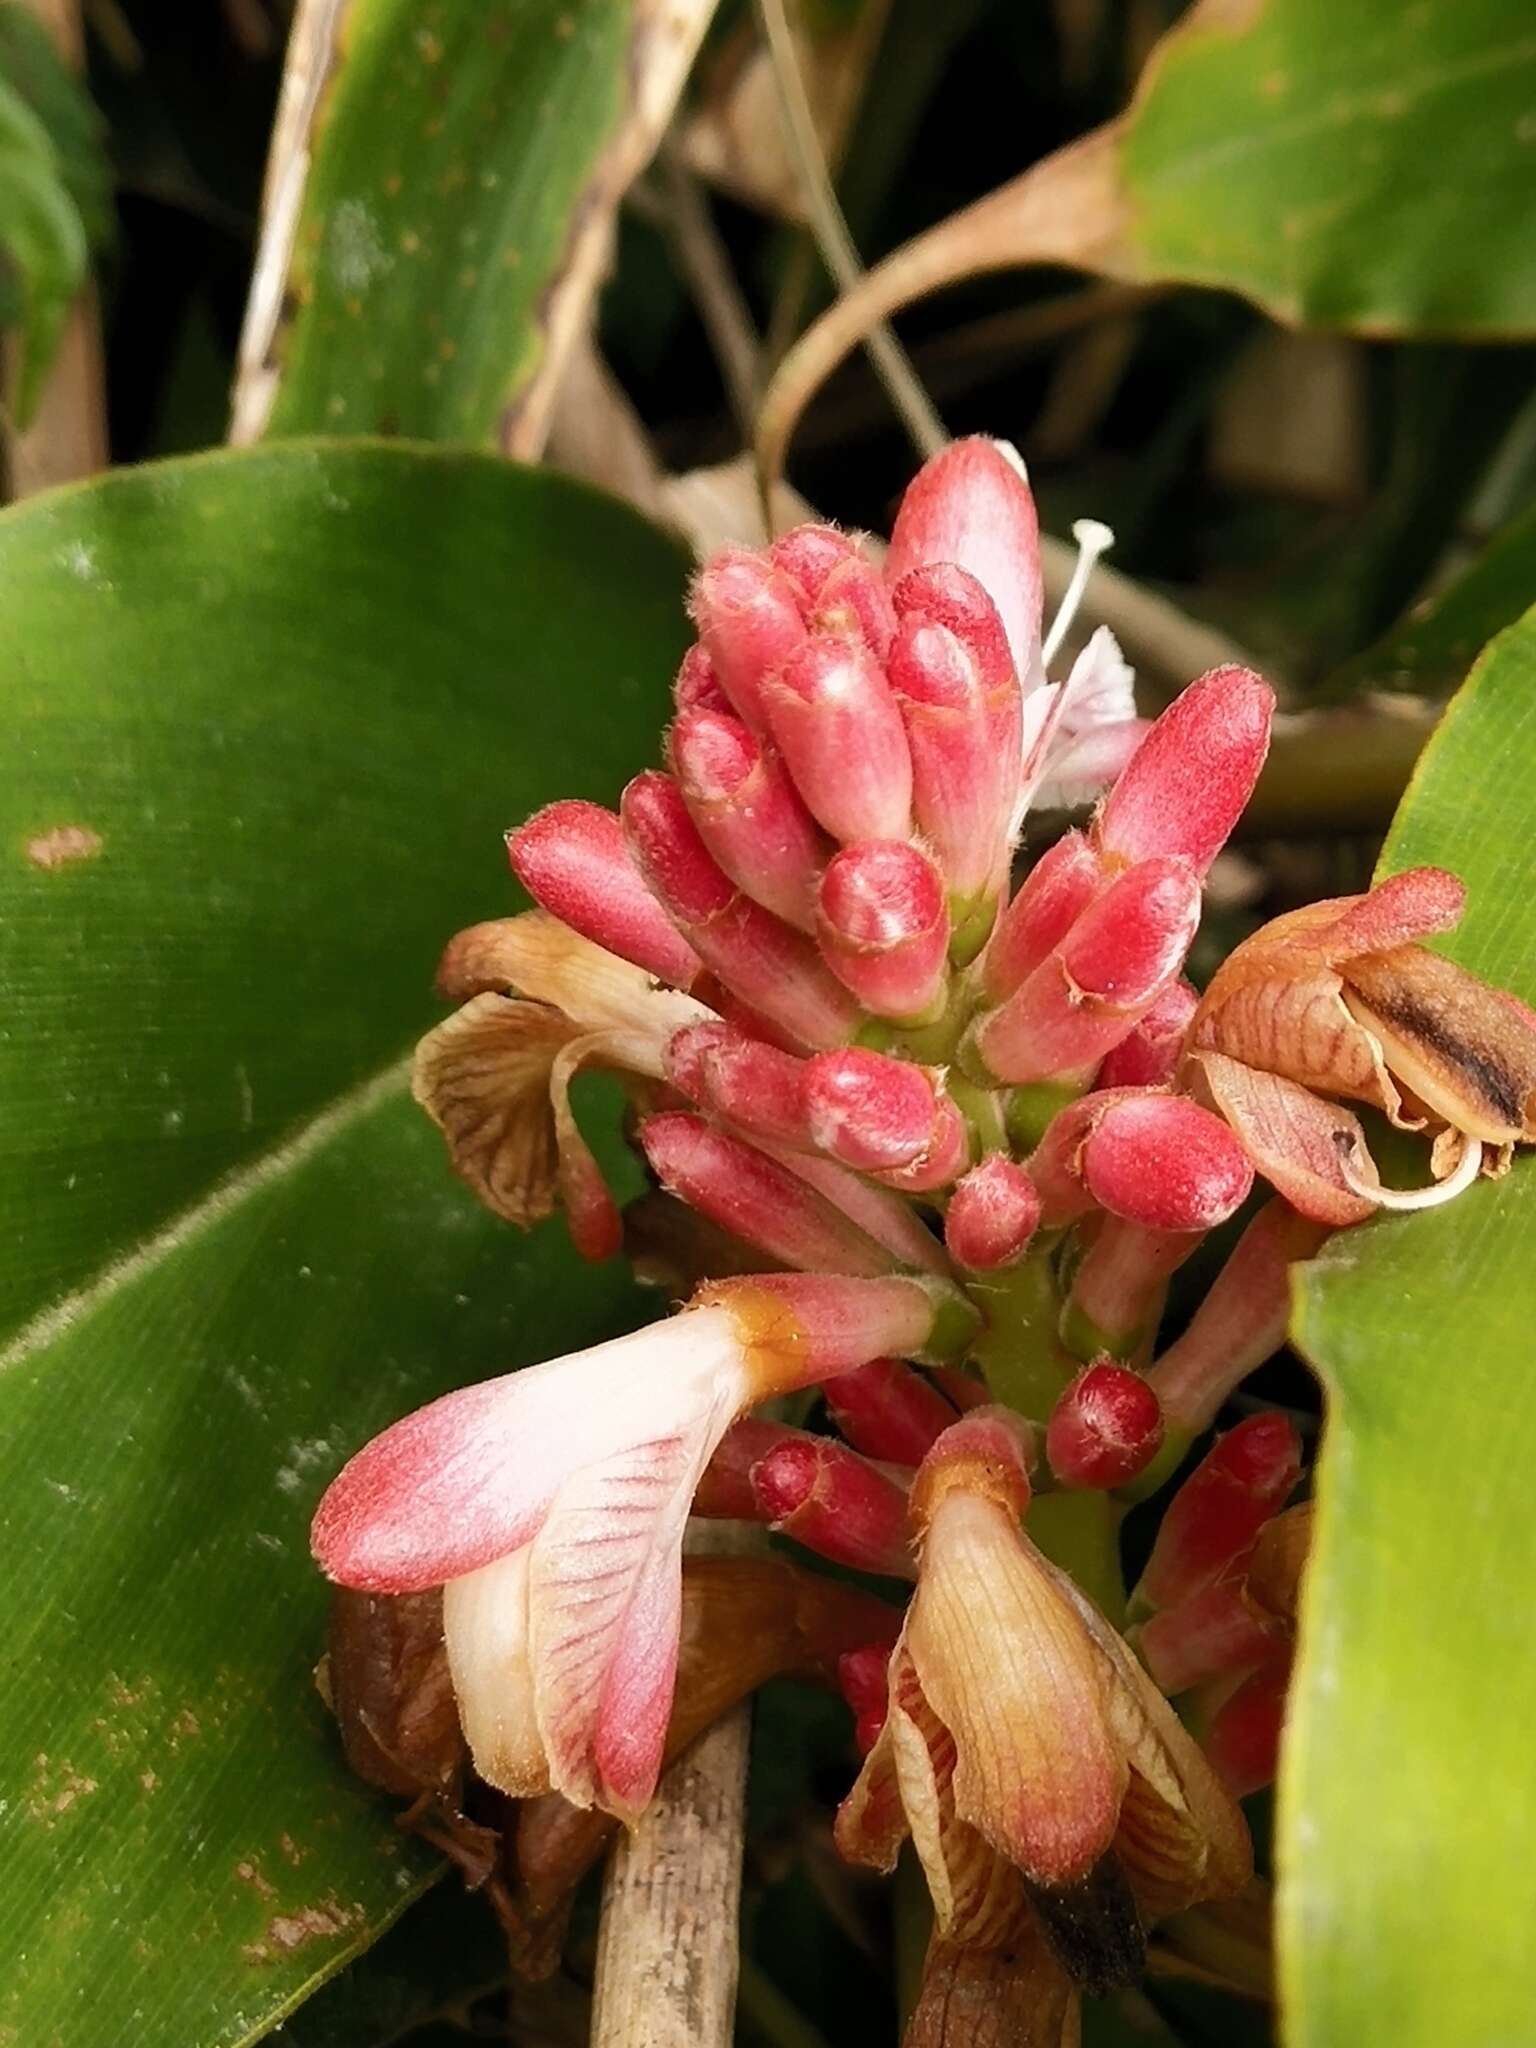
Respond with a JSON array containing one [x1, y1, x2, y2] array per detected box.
[[26, 825, 102, 870], [244, 1895, 364, 1963], [236, 1859, 276, 1900]]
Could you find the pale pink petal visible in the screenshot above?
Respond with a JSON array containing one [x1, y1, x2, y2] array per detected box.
[[312, 1308, 751, 1593]]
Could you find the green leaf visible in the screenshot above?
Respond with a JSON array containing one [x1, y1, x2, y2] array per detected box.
[[1282, 606, 1536, 2045], [1121, 0, 1536, 336], [0, 2, 113, 244], [0, 75, 87, 423], [1324, 495, 1536, 701], [265, 0, 693, 448], [0, 441, 688, 2046]]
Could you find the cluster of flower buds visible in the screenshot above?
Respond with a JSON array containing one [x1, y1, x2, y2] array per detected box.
[[311, 437, 1536, 2039]]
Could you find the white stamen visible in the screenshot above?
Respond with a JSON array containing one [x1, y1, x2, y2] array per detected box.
[[1042, 518, 1115, 668], [1340, 1126, 1484, 1212]]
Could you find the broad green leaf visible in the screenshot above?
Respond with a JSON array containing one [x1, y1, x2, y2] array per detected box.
[[1120, 0, 1536, 335], [1282, 607, 1536, 2046], [263, 0, 708, 449], [0, 442, 688, 2046]]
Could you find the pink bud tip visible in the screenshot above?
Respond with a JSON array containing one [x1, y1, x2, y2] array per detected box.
[[669, 704, 825, 930], [982, 829, 1102, 1001], [769, 522, 856, 603], [1096, 978, 1199, 1088], [838, 1644, 891, 1754], [640, 1112, 894, 1276], [690, 548, 810, 731], [673, 642, 731, 716], [1081, 1094, 1254, 1233], [823, 1357, 958, 1465], [1096, 667, 1274, 877], [1045, 1363, 1164, 1489], [1202, 1658, 1291, 1799], [702, 1272, 979, 1384], [812, 554, 898, 658], [621, 769, 737, 925], [624, 773, 859, 1052], [890, 562, 1015, 693], [886, 614, 1008, 902], [944, 1156, 1042, 1269], [750, 1435, 912, 1578], [816, 840, 949, 1021], [764, 635, 913, 845], [666, 1020, 813, 1150], [507, 800, 701, 989], [801, 1048, 945, 1172], [970, 858, 1200, 1084], [1137, 1577, 1282, 1697], [1136, 1413, 1303, 1615], [885, 437, 1043, 681]]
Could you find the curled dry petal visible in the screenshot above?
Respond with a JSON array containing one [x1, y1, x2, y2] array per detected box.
[[904, 1922, 1081, 2048], [327, 1587, 462, 1800], [1340, 944, 1536, 1146], [435, 909, 711, 1038], [1187, 1052, 1379, 1224], [411, 996, 577, 1228]]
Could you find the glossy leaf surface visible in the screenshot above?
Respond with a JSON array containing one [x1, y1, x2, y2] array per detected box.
[[1284, 606, 1536, 2046], [0, 441, 685, 2045]]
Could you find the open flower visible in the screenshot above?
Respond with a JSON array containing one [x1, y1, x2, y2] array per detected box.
[[312, 1272, 974, 1821], [1188, 866, 1536, 1219], [836, 1412, 1250, 1986]]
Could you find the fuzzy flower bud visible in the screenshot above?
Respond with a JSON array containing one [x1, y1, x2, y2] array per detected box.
[[944, 1155, 1042, 1270], [968, 857, 1202, 1086], [1132, 1414, 1303, 1619], [507, 800, 702, 989], [1045, 1363, 1165, 1489], [668, 705, 826, 930], [1095, 667, 1274, 878], [690, 547, 809, 731], [763, 634, 913, 844], [817, 839, 951, 1022]]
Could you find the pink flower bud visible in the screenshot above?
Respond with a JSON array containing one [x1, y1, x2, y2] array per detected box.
[[885, 436, 1043, 683], [1045, 1362, 1164, 1489], [944, 1155, 1041, 1269], [668, 705, 826, 930], [823, 1357, 958, 1465], [1095, 667, 1274, 878], [982, 829, 1102, 1001], [1147, 1200, 1330, 1434], [690, 548, 810, 730], [837, 1643, 891, 1754], [767, 1145, 952, 1275], [763, 635, 913, 844], [769, 522, 856, 603], [640, 1113, 896, 1276], [1066, 1217, 1202, 1360], [887, 614, 1006, 902], [801, 1047, 949, 1172], [622, 770, 860, 1050], [673, 642, 731, 716], [816, 840, 950, 1022], [692, 1417, 789, 1519], [891, 561, 1015, 692], [812, 554, 899, 658], [666, 1020, 813, 1151], [1096, 978, 1199, 1088], [1201, 1658, 1291, 1798], [700, 1271, 981, 1383], [869, 1098, 970, 1196], [751, 1433, 914, 1578], [968, 856, 1201, 1084], [1133, 1414, 1303, 1616], [1079, 1094, 1254, 1233], [1138, 1576, 1283, 1696], [507, 801, 702, 990]]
